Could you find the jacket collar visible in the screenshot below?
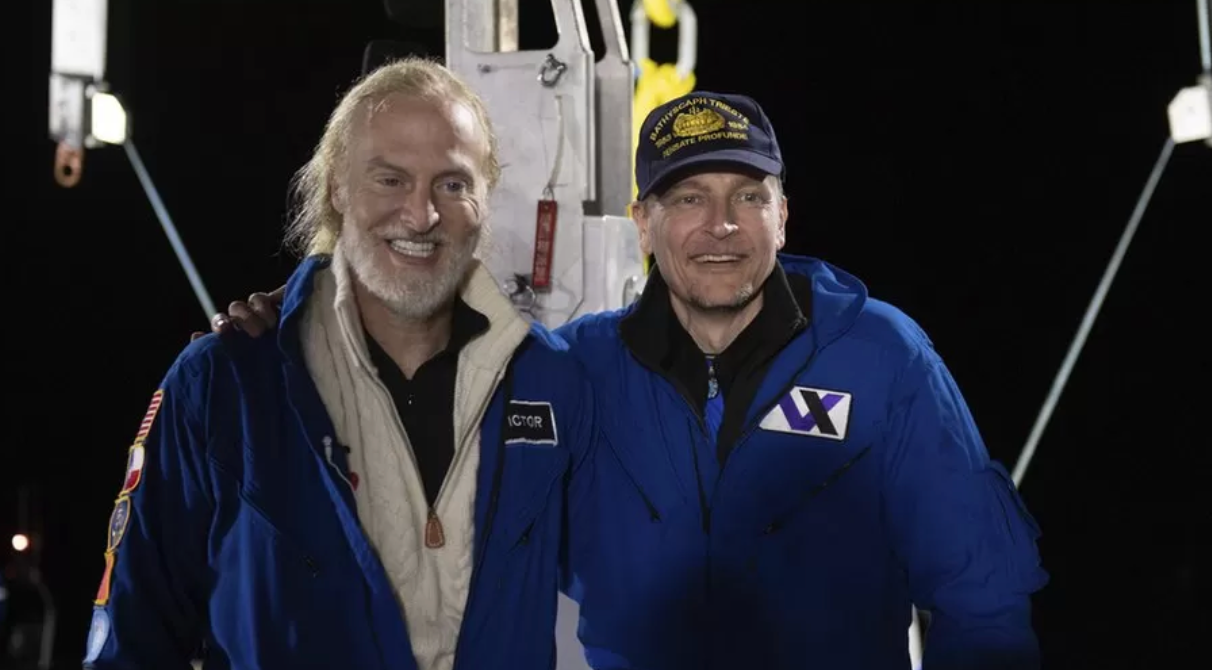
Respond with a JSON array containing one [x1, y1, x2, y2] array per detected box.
[[276, 252, 532, 373], [619, 261, 810, 372]]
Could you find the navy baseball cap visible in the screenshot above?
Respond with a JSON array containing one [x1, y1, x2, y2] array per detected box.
[[635, 91, 784, 201]]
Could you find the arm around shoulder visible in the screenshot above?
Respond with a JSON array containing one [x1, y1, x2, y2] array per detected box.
[[881, 352, 1048, 670]]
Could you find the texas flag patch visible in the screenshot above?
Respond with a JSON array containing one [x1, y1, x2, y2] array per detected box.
[[760, 386, 853, 442], [120, 445, 145, 494]]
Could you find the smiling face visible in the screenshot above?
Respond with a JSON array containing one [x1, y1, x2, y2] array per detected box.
[[332, 93, 491, 320], [635, 170, 788, 313]]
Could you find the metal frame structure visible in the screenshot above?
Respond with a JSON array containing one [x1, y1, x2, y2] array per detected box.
[[442, 0, 645, 328]]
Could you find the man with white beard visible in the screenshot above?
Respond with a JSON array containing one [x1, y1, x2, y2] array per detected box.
[[82, 58, 599, 670]]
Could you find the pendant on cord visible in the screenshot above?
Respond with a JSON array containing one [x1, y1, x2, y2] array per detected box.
[[425, 509, 446, 549], [532, 187, 558, 291], [706, 356, 720, 399]]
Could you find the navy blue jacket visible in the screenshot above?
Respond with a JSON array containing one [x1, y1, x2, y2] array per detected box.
[[558, 254, 1048, 670], [84, 256, 596, 669]]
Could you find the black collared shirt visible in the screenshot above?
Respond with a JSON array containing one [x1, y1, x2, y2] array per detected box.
[[620, 262, 811, 462], [364, 299, 489, 508]]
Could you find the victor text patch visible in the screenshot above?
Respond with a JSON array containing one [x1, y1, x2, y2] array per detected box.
[[503, 400, 558, 446]]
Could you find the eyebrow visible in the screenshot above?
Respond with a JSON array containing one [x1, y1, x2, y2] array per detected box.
[[365, 156, 476, 184], [365, 156, 406, 173]]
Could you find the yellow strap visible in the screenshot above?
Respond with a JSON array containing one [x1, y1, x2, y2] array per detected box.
[[642, 0, 679, 28]]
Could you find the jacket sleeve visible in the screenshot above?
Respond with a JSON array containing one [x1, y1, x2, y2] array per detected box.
[[84, 345, 217, 669], [881, 352, 1048, 670]]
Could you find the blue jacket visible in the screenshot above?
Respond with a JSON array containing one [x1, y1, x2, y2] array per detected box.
[[558, 254, 1048, 670], [84, 256, 597, 669]]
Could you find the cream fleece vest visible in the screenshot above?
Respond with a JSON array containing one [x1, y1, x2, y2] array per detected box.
[[299, 248, 530, 670]]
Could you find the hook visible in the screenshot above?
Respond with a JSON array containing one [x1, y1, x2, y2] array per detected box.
[[505, 273, 539, 314], [538, 54, 568, 88]]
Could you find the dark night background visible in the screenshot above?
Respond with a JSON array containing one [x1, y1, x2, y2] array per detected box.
[[5, 0, 1209, 667]]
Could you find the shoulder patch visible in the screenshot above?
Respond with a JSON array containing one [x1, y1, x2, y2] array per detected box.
[[119, 445, 145, 494], [135, 389, 164, 444], [93, 552, 115, 606], [107, 497, 132, 552], [504, 400, 558, 446], [84, 606, 111, 662]]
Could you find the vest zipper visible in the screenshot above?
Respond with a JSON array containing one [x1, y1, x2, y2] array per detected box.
[[425, 508, 446, 548]]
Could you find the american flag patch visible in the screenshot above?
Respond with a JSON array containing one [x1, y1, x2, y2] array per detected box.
[[135, 390, 164, 444]]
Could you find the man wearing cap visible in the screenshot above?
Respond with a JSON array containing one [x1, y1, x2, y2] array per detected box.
[[213, 90, 1047, 669]]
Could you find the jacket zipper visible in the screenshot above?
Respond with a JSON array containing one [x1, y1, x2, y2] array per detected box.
[[665, 379, 713, 533], [666, 345, 825, 535], [627, 328, 825, 535]]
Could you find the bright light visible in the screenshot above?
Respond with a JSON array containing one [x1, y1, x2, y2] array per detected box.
[[90, 91, 128, 145], [1168, 82, 1212, 144], [11, 533, 29, 552]]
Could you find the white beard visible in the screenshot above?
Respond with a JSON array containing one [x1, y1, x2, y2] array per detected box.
[[338, 223, 480, 320]]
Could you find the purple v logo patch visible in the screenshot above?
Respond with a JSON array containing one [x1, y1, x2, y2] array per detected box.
[[760, 386, 853, 441]]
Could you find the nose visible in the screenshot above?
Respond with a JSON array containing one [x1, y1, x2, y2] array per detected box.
[[705, 202, 739, 239], [400, 188, 440, 234]]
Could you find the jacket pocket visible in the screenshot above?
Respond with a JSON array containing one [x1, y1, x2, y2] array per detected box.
[[498, 445, 571, 549], [761, 445, 872, 535], [606, 444, 663, 523], [237, 487, 321, 577]]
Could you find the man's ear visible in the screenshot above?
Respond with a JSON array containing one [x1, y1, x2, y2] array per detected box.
[[631, 200, 653, 257], [329, 174, 348, 215], [776, 194, 789, 250]]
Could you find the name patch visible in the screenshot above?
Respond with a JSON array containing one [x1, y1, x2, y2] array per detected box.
[[504, 400, 558, 446]]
